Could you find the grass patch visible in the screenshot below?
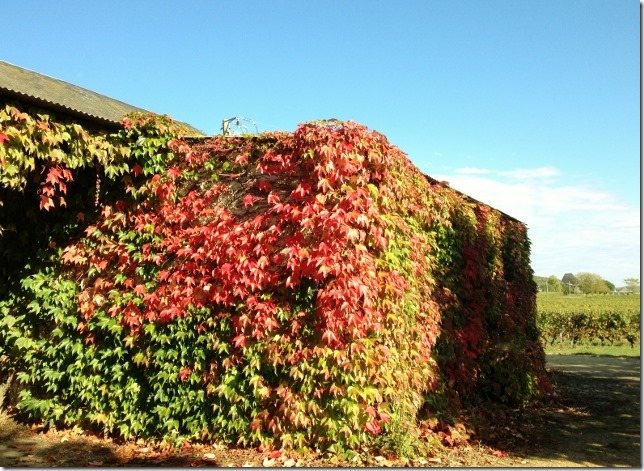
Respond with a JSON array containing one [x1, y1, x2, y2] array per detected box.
[[545, 340, 640, 358]]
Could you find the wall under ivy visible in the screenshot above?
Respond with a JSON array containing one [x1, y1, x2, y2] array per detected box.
[[0, 105, 550, 456]]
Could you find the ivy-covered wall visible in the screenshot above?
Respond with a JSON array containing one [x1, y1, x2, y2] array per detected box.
[[0, 105, 550, 456]]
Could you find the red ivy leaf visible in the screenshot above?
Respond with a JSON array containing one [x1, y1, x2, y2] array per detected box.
[[233, 334, 246, 348], [317, 177, 333, 193], [365, 419, 381, 436], [167, 167, 182, 179], [45, 166, 63, 185], [267, 192, 280, 205], [39, 195, 55, 211], [257, 180, 272, 192], [179, 367, 191, 382], [133, 284, 147, 297]]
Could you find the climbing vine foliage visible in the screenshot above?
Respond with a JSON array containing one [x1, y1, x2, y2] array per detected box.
[[0, 104, 550, 455]]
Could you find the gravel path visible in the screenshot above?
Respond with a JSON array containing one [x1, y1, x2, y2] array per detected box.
[[508, 354, 641, 467]]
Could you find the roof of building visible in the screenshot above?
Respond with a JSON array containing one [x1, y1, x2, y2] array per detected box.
[[0, 60, 151, 127]]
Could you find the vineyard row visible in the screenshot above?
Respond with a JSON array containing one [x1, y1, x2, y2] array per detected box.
[[536, 295, 640, 347]]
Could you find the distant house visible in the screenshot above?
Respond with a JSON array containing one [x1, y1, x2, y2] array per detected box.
[[614, 287, 634, 295]]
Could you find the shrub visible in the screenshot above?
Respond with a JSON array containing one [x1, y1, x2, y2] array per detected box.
[[0, 110, 550, 454]]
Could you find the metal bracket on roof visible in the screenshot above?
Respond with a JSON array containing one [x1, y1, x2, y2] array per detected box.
[[221, 116, 258, 136]]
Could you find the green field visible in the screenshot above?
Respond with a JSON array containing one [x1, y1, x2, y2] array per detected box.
[[536, 292, 640, 352]]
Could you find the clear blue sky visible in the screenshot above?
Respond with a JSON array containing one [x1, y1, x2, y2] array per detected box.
[[1, 0, 640, 285]]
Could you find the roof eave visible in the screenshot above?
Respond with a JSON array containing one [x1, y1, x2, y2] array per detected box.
[[0, 86, 124, 129]]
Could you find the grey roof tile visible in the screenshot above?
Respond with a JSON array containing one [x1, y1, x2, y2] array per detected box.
[[0, 60, 149, 125]]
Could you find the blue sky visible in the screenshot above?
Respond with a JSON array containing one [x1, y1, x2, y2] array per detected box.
[[1, 0, 639, 285]]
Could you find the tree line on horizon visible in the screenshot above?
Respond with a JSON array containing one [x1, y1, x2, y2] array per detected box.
[[534, 273, 640, 295]]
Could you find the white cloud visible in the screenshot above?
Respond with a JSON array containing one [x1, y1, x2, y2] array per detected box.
[[430, 166, 640, 286], [497, 166, 560, 180], [454, 167, 492, 175]]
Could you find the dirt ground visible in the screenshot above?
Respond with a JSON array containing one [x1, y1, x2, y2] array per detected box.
[[496, 354, 641, 467], [0, 354, 640, 467]]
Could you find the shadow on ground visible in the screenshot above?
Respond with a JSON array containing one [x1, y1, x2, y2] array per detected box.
[[0, 417, 221, 467], [485, 354, 641, 467]]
